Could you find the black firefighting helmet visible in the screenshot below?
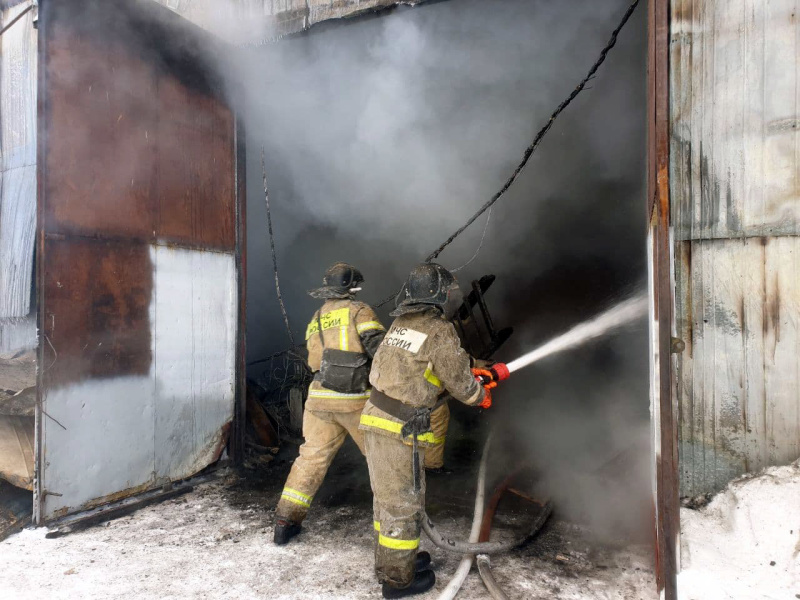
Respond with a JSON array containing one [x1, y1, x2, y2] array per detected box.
[[390, 262, 464, 319], [308, 262, 364, 299]]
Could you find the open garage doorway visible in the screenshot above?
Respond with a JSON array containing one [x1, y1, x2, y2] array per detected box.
[[240, 1, 656, 596]]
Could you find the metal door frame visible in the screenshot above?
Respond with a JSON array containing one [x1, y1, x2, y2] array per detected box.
[[647, 0, 679, 597]]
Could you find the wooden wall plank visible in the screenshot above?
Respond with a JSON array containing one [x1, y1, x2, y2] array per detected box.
[[672, 0, 800, 241], [741, 239, 767, 472], [676, 237, 800, 495], [672, 0, 800, 496], [764, 237, 800, 465]]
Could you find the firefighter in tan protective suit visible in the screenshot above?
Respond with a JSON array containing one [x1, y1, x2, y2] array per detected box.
[[360, 263, 493, 598], [273, 262, 386, 545]]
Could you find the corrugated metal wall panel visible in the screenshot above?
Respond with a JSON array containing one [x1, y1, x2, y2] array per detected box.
[[0, 315, 36, 355], [672, 0, 800, 495], [0, 3, 37, 321]]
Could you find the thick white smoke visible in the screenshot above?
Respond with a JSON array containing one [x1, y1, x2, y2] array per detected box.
[[208, 0, 651, 542]]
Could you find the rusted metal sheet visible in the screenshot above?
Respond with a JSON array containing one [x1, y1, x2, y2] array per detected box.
[[0, 2, 37, 321], [156, 77, 236, 250], [671, 0, 800, 499], [36, 0, 242, 522], [648, 0, 679, 598], [41, 238, 154, 387], [43, 3, 236, 251]]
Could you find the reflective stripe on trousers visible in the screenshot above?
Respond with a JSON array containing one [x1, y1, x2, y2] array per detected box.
[[281, 487, 312, 508], [373, 521, 420, 550]]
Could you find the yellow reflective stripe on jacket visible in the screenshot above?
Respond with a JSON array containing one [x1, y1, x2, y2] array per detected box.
[[378, 533, 420, 551], [305, 307, 351, 340], [357, 321, 385, 334], [423, 362, 441, 388], [308, 388, 371, 401], [359, 414, 445, 445], [281, 487, 312, 508], [374, 521, 381, 532], [340, 326, 348, 351]]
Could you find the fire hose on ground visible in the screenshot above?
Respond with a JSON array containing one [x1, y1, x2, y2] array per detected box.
[[475, 472, 524, 600], [426, 428, 553, 600]]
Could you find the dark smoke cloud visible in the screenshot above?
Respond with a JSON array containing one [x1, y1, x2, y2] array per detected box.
[[226, 0, 649, 540]]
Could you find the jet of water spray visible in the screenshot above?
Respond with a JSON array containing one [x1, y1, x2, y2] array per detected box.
[[505, 292, 648, 374]]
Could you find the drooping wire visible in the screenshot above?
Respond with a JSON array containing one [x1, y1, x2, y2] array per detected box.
[[425, 0, 640, 262], [450, 206, 492, 273], [375, 0, 641, 307], [262, 146, 295, 345]]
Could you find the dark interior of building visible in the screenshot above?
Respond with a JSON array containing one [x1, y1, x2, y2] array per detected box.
[[238, 0, 653, 583]]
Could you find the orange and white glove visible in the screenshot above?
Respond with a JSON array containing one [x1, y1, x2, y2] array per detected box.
[[471, 368, 497, 409], [479, 387, 493, 409]]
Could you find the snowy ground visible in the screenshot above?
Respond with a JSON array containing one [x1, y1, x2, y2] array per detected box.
[[0, 446, 656, 600], [678, 459, 800, 600]]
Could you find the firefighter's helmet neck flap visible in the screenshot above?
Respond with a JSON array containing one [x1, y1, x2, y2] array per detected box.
[[390, 262, 464, 319], [308, 262, 365, 299]]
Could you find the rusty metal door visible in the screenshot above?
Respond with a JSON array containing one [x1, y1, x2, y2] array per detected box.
[[35, 0, 245, 522]]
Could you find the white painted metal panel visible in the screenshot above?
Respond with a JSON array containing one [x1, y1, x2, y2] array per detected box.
[[41, 246, 237, 519], [153, 246, 236, 482], [42, 375, 157, 517]]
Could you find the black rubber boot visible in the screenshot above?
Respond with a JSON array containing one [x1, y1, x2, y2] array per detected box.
[[382, 570, 436, 599], [414, 551, 431, 571], [273, 519, 302, 545]]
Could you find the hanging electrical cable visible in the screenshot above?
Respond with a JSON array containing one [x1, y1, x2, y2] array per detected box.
[[450, 206, 492, 274], [375, 0, 641, 307], [261, 146, 295, 346]]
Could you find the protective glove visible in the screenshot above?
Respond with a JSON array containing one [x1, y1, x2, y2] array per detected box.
[[471, 368, 497, 409], [478, 386, 492, 409]]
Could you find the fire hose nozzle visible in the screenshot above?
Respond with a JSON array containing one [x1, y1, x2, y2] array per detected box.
[[490, 363, 510, 382], [472, 363, 510, 386]]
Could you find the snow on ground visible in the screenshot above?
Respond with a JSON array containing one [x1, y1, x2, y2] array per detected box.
[[678, 459, 800, 600], [0, 469, 655, 599]]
